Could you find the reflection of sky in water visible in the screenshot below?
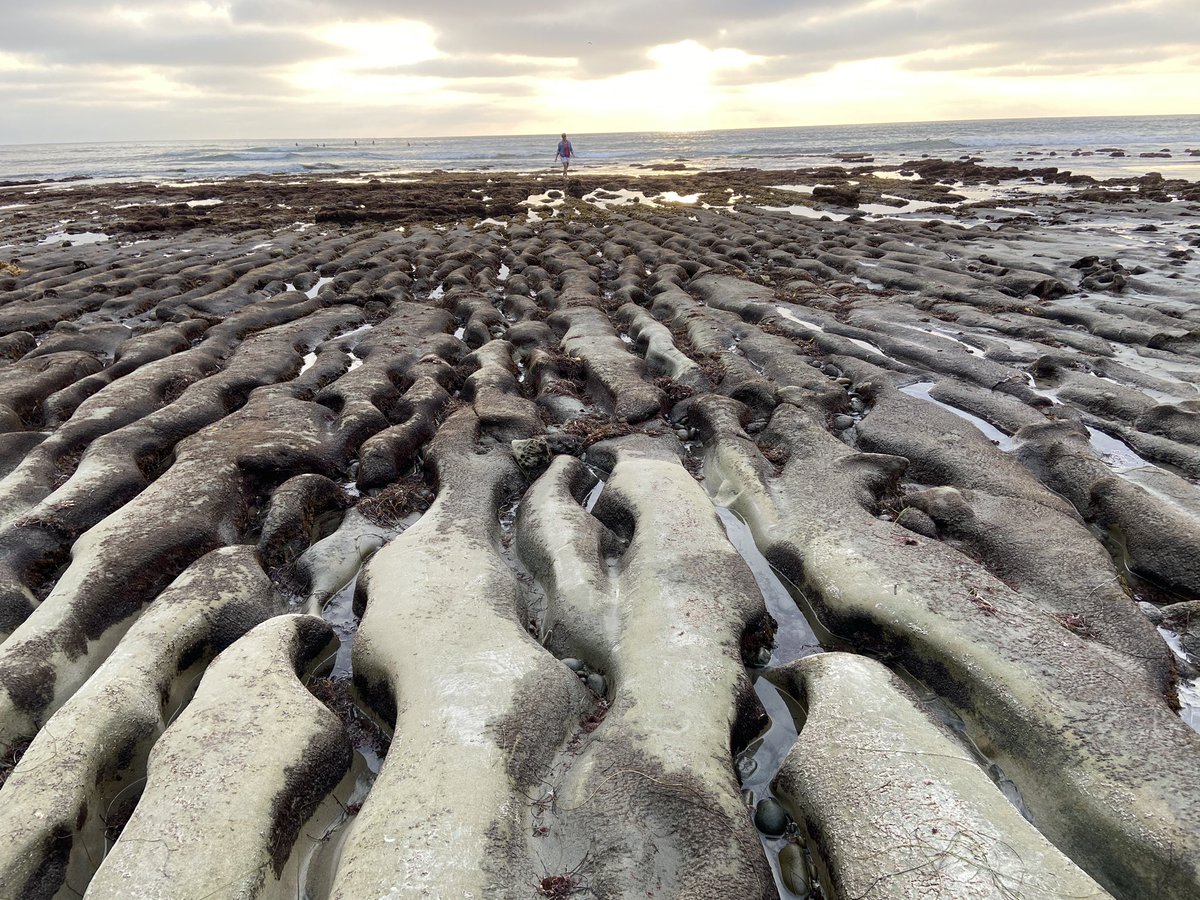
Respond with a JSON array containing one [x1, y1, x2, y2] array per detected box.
[[1159, 628, 1200, 735]]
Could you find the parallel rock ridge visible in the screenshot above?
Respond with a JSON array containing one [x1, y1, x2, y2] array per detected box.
[[0, 165, 1197, 899]]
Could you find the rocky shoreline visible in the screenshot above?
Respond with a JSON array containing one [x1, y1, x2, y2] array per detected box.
[[0, 159, 1197, 899]]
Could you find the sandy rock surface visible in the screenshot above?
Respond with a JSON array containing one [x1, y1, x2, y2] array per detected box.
[[0, 161, 1197, 898]]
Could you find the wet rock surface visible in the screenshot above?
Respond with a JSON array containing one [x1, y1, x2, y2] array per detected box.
[[0, 162, 1197, 898]]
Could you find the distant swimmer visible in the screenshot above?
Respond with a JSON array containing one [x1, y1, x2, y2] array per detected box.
[[555, 133, 574, 177]]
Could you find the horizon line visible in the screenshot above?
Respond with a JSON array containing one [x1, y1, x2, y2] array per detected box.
[[3, 111, 1197, 150]]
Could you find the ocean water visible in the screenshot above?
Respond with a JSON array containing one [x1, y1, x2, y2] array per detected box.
[[0, 115, 1196, 184]]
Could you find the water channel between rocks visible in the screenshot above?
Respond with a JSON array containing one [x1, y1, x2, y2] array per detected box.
[[716, 506, 824, 899], [286, 429, 1196, 897], [712, 494, 1051, 895], [899, 382, 1200, 735], [293, 504, 420, 896]]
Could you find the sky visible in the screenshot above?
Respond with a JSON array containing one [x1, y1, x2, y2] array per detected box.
[[0, 0, 1197, 143]]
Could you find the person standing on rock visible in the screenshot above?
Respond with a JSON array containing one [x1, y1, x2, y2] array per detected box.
[[555, 133, 574, 177]]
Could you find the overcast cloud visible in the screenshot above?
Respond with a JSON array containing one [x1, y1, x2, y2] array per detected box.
[[0, 0, 1196, 142]]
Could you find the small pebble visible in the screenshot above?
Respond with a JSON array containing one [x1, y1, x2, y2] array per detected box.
[[585, 673, 607, 696], [676, 427, 690, 439], [754, 798, 789, 837], [833, 415, 855, 431], [562, 657, 585, 672], [746, 646, 772, 668], [835, 376, 851, 385], [779, 843, 811, 895], [735, 753, 758, 779]]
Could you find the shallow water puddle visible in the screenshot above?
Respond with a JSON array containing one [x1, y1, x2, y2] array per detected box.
[[717, 506, 824, 899], [774, 305, 825, 332], [305, 276, 334, 299], [718, 507, 821, 665], [582, 188, 660, 209], [39, 231, 109, 245], [1158, 627, 1200, 734], [844, 336, 887, 357], [660, 191, 701, 205], [894, 322, 987, 358], [1092, 372, 1188, 405], [293, 508, 422, 893], [848, 274, 886, 291], [318, 579, 360, 684], [1109, 343, 1200, 391], [760, 203, 850, 222], [1086, 425, 1154, 472], [901, 381, 1017, 450], [296, 754, 379, 895], [583, 477, 605, 513], [1024, 374, 1065, 404], [332, 322, 375, 341], [523, 190, 567, 213]]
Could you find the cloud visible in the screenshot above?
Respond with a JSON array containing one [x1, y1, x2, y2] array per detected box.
[[0, 0, 1196, 142]]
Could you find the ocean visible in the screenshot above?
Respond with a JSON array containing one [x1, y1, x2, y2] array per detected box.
[[1, 115, 1197, 184]]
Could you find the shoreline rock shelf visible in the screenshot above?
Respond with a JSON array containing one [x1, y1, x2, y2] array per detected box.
[[0, 161, 1197, 898]]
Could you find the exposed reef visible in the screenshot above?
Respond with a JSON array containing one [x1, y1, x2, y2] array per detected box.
[[0, 160, 1198, 898]]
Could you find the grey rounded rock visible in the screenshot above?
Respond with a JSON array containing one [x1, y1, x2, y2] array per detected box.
[[779, 843, 811, 896], [835, 376, 852, 386], [896, 507, 938, 539], [754, 797, 789, 837], [676, 428, 690, 439], [585, 673, 607, 696], [1137, 602, 1163, 625], [562, 657, 585, 672], [833, 415, 855, 431]]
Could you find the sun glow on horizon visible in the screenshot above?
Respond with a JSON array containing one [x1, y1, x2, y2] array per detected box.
[[286, 20, 445, 104], [538, 40, 763, 133]]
